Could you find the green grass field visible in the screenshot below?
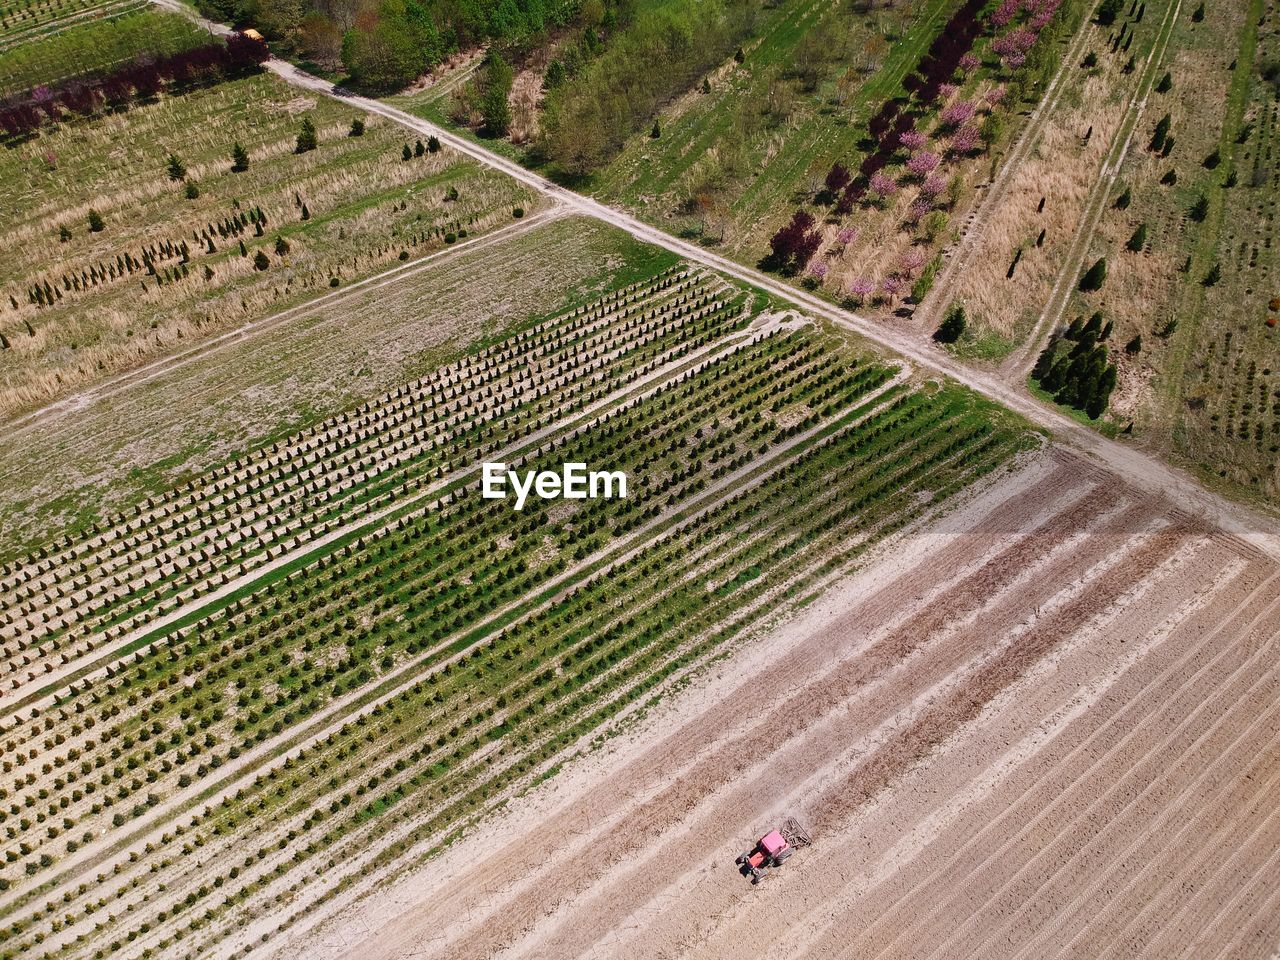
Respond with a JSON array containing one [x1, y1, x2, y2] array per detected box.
[[590, 0, 958, 258], [0, 7, 209, 93], [0, 216, 675, 559], [0, 0, 142, 49]]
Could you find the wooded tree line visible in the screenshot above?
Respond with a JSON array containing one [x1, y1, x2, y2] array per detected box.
[[536, 0, 761, 175], [198, 0, 582, 90]]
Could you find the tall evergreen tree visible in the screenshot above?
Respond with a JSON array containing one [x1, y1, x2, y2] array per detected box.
[[933, 304, 967, 343], [1079, 257, 1108, 291], [480, 49, 513, 137], [295, 117, 318, 153]]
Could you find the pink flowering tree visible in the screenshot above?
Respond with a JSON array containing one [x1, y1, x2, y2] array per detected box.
[[950, 124, 981, 156], [899, 248, 927, 276], [940, 100, 976, 129], [898, 129, 927, 151], [938, 82, 959, 100], [881, 275, 906, 305], [959, 52, 981, 75], [807, 259, 829, 286], [920, 173, 948, 199], [835, 225, 860, 250], [869, 172, 899, 203], [904, 199, 931, 226], [847, 277, 875, 305], [906, 149, 941, 177], [991, 0, 1020, 28], [984, 85, 1007, 108]]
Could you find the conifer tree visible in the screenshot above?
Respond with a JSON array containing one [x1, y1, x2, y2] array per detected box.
[[933, 304, 967, 343], [1079, 257, 1107, 291], [295, 118, 318, 154]]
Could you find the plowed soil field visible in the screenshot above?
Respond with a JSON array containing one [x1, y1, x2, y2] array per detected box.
[[278, 448, 1280, 960]]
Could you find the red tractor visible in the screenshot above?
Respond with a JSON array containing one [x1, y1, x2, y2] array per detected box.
[[735, 818, 811, 884]]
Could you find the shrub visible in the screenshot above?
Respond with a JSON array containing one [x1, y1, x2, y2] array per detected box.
[[1149, 113, 1171, 152], [1115, 187, 1131, 209], [59, 225, 71, 242], [1191, 2, 1204, 21], [1155, 71, 1172, 93], [933, 304, 966, 343], [231, 142, 249, 172], [427, 135, 441, 152], [296, 118, 318, 153], [1127, 223, 1147, 251], [275, 236, 290, 256], [512, 207, 524, 218], [1096, 0, 1122, 24], [349, 118, 365, 137], [1189, 193, 1209, 221], [765, 210, 821, 274], [650, 120, 661, 139], [185, 181, 200, 200], [1203, 149, 1220, 169], [1079, 257, 1107, 291], [444, 232, 457, 244], [166, 154, 187, 181], [88, 209, 105, 233], [254, 250, 270, 271], [1082, 51, 1098, 69], [415, 139, 426, 157], [402, 144, 412, 161], [1125, 335, 1142, 354], [1202, 262, 1221, 286]]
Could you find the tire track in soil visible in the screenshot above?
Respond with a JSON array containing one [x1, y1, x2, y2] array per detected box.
[[922, 589, 1280, 960], [802, 521, 1192, 836], [1091, 720, 1280, 960], [504, 495, 1160, 960], [688, 535, 1242, 960], [1198, 829, 1280, 960], [542, 504, 1187, 960], [994, 591, 1280, 960], [274, 454, 1076, 960], [330, 462, 1097, 960], [794, 558, 1279, 960], [447, 494, 1165, 959]]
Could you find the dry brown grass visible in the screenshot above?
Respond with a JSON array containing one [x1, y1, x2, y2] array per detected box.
[[950, 58, 1132, 338], [0, 71, 534, 419]]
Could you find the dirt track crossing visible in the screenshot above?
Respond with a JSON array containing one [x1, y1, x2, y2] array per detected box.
[[276, 450, 1280, 960]]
